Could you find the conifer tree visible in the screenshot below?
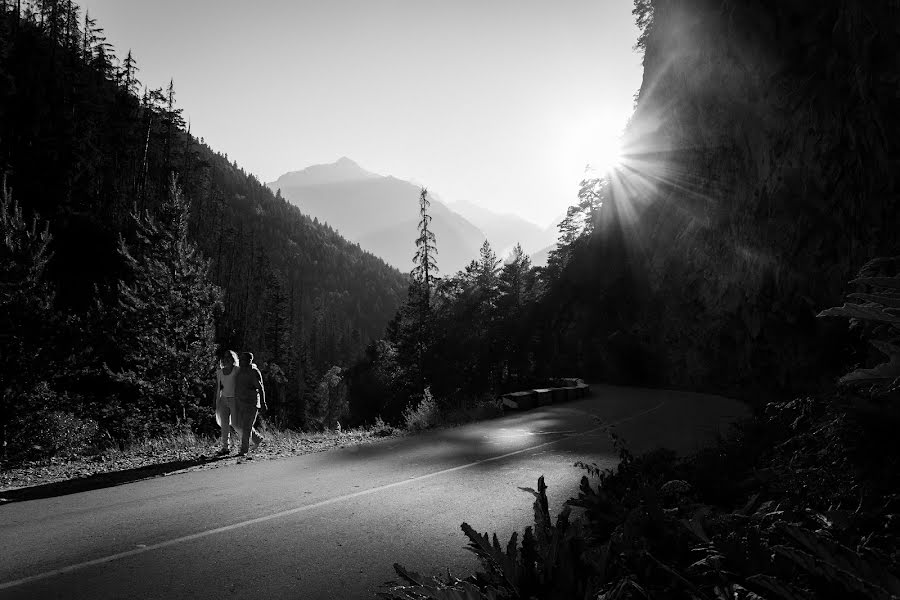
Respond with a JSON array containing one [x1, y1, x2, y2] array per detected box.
[[106, 175, 221, 432], [163, 79, 184, 171], [411, 187, 437, 309], [0, 176, 54, 456], [304, 365, 348, 430], [404, 187, 439, 395], [498, 243, 535, 384], [475, 239, 501, 309], [500, 243, 532, 311], [120, 49, 139, 95]]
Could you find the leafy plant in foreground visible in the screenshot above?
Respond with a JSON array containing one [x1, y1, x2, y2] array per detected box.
[[818, 256, 900, 397], [380, 476, 595, 599]]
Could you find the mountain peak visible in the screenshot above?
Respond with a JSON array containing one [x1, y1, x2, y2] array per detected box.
[[270, 157, 379, 188], [335, 156, 359, 168]]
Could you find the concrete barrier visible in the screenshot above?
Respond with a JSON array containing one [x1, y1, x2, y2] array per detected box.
[[501, 390, 537, 410], [550, 388, 568, 403], [499, 379, 590, 411], [534, 388, 554, 406]]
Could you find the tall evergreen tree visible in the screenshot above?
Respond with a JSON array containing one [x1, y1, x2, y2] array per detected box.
[[411, 187, 437, 308], [404, 187, 439, 395], [475, 239, 501, 310], [120, 49, 139, 95], [0, 176, 54, 455], [500, 243, 532, 312], [104, 175, 221, 434], [498, 243, 535, 385]]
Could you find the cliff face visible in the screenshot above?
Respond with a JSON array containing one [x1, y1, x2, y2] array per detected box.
[[616, 0, 900, 394]]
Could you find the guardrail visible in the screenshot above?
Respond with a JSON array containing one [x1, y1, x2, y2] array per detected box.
[[499, 378, 590, 411]]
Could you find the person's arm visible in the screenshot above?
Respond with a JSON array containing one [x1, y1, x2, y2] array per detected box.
[[254, 368, 267, 411], [213, 369, 222, 406]]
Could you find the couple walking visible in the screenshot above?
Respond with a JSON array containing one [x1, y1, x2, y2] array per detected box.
[[215, 350, 267, 457]]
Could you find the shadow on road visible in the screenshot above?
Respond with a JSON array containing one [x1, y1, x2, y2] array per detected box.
[[0, 454, 232, 505], [331, 406, 609, 473], [328, 387, 748, 475]]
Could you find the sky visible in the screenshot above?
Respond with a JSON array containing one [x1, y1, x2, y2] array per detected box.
[[80, 0, 643, 227]]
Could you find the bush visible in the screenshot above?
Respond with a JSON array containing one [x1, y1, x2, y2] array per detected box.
[[369, 416, 396, 437], [402, 387, 441, 431], [6, 383, 100, 462]]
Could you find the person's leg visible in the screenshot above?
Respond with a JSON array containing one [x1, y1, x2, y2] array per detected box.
[[216, 397, 231, 451], [237, 402, 257, 455], [250, 423, 263, 446]]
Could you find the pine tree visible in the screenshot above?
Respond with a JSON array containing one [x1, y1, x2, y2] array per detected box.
[[120, 49, 139, 95], [105, 175, 221, 433], [500, 243, 532, 312], [163, 79, 185, 172], [411, 187, 437, 308], [475, 239, 501, 309], [304, 365, 348, 430], [0, 176, 54, 456], [405, 187, 439, 395], [546, 176, 606, 277], [498, 243, 535, 384]]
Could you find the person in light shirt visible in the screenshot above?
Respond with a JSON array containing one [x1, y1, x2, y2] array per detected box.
[[214, 350, 240, 456]]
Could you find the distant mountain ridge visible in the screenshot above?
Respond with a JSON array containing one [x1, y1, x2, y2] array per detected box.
[[448, 200, 559, 264], [274, 156, 379, 187], [270, 159, 488, 274]]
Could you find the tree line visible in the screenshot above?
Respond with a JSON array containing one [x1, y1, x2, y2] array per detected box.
[[346, 184, 632, 423], [0, 1, 408, 460]]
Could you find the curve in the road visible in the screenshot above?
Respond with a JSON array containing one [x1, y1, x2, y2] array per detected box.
[[0, 400, 667, 593]]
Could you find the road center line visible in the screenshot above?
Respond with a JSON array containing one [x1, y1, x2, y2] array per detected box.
[[0, 401, 665, 591]]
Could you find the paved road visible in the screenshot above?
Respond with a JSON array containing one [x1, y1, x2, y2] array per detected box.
[[0, 385, 748, 599]]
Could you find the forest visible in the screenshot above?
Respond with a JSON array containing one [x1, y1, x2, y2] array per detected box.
[[0, 0, 408, 457], [1, 0, 898, 453]]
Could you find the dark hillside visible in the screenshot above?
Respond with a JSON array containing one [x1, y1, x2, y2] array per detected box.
[[0, 3, 406, 440], [548, 0, 900, 399]]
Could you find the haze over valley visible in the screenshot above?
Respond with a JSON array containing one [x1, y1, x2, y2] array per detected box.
[[270, 158, 559, 272]]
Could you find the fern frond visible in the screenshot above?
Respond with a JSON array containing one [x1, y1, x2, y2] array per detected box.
[[850, 276, 900, 290]]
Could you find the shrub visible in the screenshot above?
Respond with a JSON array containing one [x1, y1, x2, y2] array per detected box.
[[402, 387, 441, 431], [370, 416, 396, 437], [6, 383, 100, 461]]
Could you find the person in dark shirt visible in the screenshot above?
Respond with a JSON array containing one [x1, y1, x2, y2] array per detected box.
[[234, 352, 267, 457]]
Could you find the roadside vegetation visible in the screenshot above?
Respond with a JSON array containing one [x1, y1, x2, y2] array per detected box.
[[0, 394, 506, 493], [380, 262, 900, 598], [0, 420, 400, 493]]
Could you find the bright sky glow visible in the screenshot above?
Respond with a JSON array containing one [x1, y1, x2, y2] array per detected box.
[[80, 0, 643, 226]]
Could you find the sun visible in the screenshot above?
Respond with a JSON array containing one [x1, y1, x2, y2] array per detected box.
[[556, 112, 628, 181], [583, 135, 625, 176]]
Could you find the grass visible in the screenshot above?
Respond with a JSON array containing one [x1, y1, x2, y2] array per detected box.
[[0, 420, 402, 492], [1, 395, 503, 493]]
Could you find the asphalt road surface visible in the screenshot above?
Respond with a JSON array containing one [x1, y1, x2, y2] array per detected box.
[[0, 384, 748, 599]]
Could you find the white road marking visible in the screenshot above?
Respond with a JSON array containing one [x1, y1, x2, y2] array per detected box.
[[0, 401, 665, 591]]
